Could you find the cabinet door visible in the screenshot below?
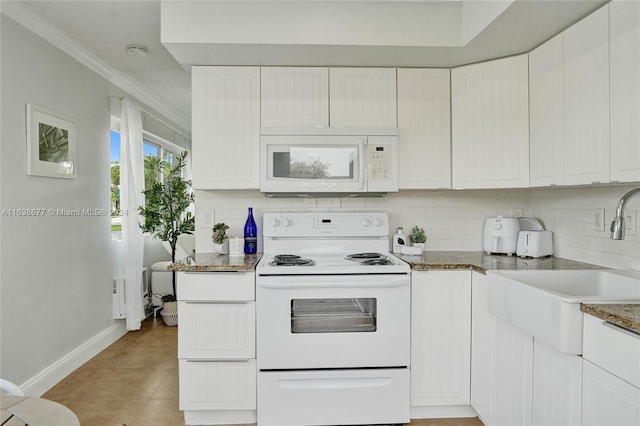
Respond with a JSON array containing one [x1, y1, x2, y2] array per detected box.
[[532, 339, 582, 426], [192, 66, 260, 189], [471, 272, 498, 425], [582, 360, 640, 426], [529, 34, 564, 187], [178, 301, 256, 359], [610, 0, 640, 183], [397, 68, 451, 189], [494, 319, 533, 426], [329, 68, 397, 128], [563, 6, 610, 185], [179, 359, 257, 411], [261, 67, 329, 128], [411, 271, 471, 407], [451, 54, 530, 189]]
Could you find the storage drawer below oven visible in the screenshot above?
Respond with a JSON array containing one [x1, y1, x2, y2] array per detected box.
[[257, 368, 409, 426]]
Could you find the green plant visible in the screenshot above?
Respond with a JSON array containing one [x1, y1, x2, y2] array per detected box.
[[138, 151, 195, 299], [212, 223, 229, 244], [409, 225, 426, 244]]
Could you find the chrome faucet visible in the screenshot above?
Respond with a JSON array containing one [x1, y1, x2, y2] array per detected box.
[[610, 187, 640, 240]]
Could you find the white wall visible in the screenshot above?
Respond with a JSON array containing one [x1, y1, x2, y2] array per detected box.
[[195, 185, 640, 270]]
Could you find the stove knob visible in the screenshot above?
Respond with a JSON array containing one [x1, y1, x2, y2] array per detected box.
[[282, 218, 292, 227], [360, 218, 371, 227], [373, 218, 384, 227], [270, 218, 281, 227]]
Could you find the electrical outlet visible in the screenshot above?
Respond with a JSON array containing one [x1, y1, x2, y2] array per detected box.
[[593, 208, 605, 232], [203, 210, 213, 227], [624, 210, 637, 236], [510, 207, 523, 217]]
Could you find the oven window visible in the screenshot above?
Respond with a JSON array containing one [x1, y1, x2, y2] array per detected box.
[[290, 298, 377, 333]]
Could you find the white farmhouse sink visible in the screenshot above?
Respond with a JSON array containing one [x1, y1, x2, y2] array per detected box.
[[486, 270, 640, 355]]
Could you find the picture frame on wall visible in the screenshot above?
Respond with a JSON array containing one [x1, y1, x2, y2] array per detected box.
[[26, 103, 76, 179]]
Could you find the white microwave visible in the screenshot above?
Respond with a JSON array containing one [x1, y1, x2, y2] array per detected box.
[[260, 128, 398, 196]]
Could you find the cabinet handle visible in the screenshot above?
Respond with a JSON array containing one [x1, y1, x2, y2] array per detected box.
[[602, 321, 640, 339], [184, 300, 251, 304]]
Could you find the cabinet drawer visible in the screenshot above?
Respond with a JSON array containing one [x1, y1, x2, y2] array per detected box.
[[583, 313, 640, 388], [177, 271, 255, 301], [179, 301, 255, 359], [179, 359, 257, 411]]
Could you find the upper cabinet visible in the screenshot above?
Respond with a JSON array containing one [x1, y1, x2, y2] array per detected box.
[[192, 66, 261, 189], [529, 34, 564, 187], [563, 5, 610, 185], [451, 54, 530, 189], [609, 0, 640, 183], [397, 68, 451, 189], [329, 68, 397, 128], [260, 67, 329, 128], [261, 67, 397, 129]]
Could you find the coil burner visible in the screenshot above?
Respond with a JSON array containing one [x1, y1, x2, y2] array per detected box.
[[269, 254, 315, 266]]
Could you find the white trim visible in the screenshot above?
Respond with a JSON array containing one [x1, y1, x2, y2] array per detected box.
[[19, 322, 127, 397], [0, 1, 190, 134], [410, 405, 478, 419]]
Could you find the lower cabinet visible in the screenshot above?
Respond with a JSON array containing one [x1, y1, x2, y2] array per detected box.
[[582, 313, 640, 426], [177, 271, 256, 425], [411, 270, 474, 418]]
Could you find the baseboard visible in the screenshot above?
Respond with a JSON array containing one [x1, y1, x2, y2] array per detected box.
[[411, 405, 478, 419], [19, 321, 128, 396]]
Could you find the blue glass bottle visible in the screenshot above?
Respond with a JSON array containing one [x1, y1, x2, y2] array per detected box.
[[244, 207, 258, 254]]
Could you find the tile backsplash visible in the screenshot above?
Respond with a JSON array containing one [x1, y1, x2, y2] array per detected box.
[[194, 184, 640, 269]]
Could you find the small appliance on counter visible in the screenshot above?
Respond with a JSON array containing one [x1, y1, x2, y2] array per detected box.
[[516, 230, 554, 258], [483, 216, 520, 255]]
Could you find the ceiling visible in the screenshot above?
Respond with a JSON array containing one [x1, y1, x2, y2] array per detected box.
[[11, 0, 609, 134]]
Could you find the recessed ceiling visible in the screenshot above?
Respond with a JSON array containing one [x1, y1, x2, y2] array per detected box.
[[11, 0, 609, 133]]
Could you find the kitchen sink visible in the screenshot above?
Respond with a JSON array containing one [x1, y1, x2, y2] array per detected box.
[[486, 270, 640, 355]]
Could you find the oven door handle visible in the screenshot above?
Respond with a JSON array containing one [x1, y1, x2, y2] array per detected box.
[[257, 277, 409, 290]]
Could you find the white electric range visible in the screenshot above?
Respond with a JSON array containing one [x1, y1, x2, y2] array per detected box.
[[256, 211, 410, 426]]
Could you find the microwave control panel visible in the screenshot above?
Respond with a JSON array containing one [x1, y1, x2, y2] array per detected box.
[[368, 144, 392, 181]]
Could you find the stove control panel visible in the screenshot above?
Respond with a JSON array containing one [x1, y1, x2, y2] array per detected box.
[[263, 212, 389, 238]]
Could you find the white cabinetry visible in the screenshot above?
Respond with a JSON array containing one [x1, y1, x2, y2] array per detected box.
[[610, 0, 640, 183], [563, 5, 610, 185], [191, 66, 260, 189], [471, 272, 498, 425], [451, 54, 529, 189], [397, 68, 451, 189], [494, 318, 533, 426], [329, 68, 397, 128], [260, 67, 329, 128], [529, 34, 564, 187], [411, 270, 473, 418], [177, 271, 256, 425], [532, 339, 582, 426], [582, 313, 640, 426]]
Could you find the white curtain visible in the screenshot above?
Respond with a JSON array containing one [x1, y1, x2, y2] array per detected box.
[[120, 99, 145, 331]]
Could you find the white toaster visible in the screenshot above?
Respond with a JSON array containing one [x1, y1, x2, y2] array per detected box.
[[516, 230, 553, 258]]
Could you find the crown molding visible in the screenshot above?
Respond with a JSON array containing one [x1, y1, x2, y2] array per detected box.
[[1, 1, 191, 135]]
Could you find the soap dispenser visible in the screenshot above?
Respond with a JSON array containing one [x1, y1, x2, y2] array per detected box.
[[392, 227, 407, 253]]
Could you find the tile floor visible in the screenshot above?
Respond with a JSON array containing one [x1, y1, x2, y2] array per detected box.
[[43, 317, 484, 426]]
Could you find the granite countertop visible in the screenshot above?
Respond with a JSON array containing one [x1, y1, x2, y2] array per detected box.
[[581, 304, 640, 335], [397, 251, 607, 272], [169, 252, 261, 272]]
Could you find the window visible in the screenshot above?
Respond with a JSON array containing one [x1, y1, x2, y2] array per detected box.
[[110, 118, 186, 241]]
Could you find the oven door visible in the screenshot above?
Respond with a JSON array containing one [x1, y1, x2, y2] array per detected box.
[[256, 273, 410, 370]]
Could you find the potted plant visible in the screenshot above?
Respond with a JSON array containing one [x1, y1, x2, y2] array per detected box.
[[409, 225, 427, 251], [212, 222, 230, 254], [139, 151, 195, 325]]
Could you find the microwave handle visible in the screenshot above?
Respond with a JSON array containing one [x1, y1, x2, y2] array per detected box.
[[359, 139, 367, 190]]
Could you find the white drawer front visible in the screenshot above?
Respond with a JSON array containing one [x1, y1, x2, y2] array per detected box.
[[179, 301, 255, 359], [583, 313, 640, 388], [179, 359, 256, 411], [177, 271, 255, 301]]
